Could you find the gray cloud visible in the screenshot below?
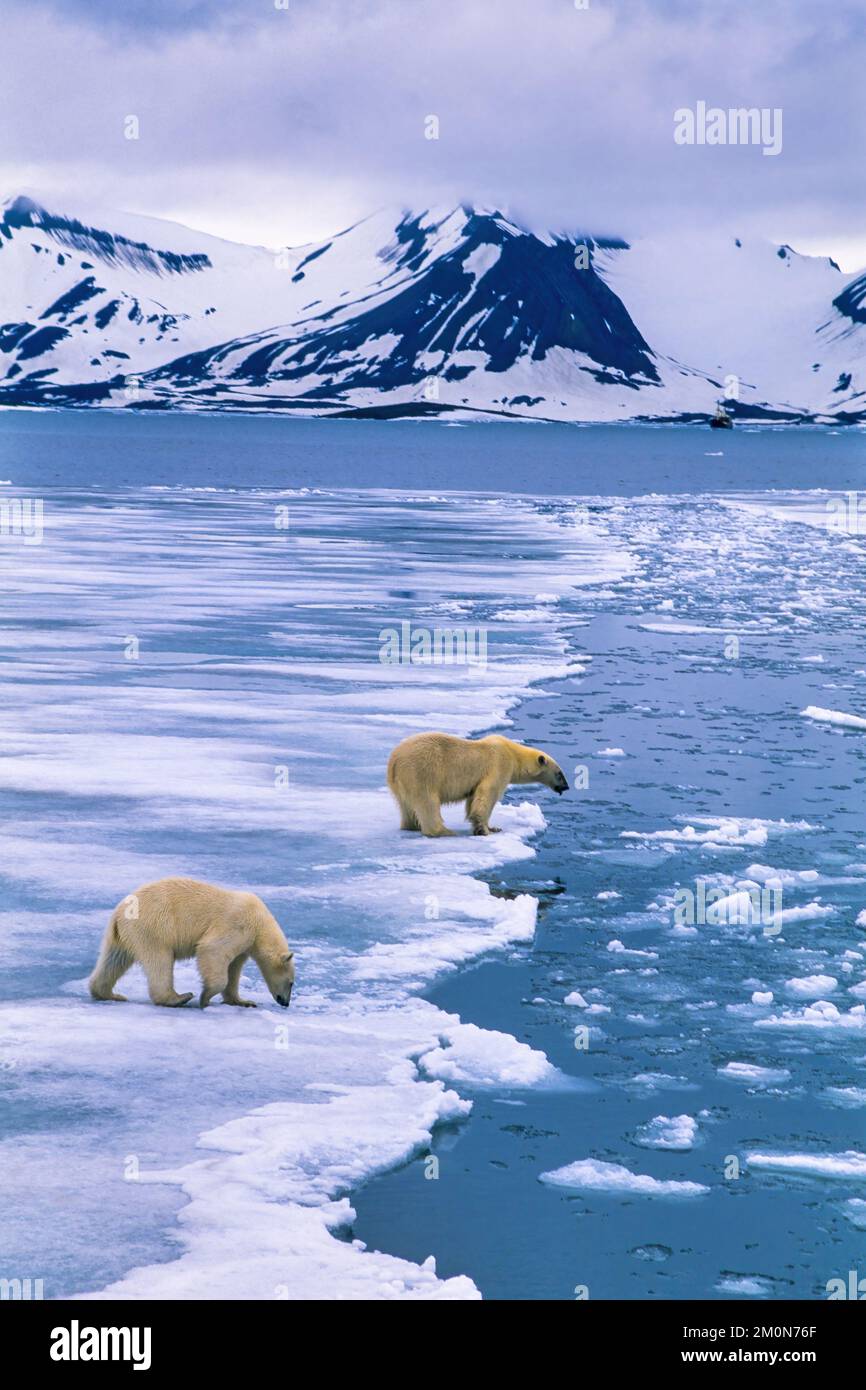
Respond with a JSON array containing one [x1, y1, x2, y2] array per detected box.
[[3, 0, 864, 265]]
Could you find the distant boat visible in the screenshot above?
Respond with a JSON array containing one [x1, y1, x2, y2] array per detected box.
[[710, 401, 733, 429]]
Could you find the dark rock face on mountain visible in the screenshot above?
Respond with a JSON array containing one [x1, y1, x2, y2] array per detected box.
[[1, 193, 862, 421]]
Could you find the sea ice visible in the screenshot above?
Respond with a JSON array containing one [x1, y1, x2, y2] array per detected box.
[[539, 1158, 708, 1197]]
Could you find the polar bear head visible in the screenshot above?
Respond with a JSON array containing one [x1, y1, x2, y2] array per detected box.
[[262, 949, 295, 1007], [534, 752, 569, 795]]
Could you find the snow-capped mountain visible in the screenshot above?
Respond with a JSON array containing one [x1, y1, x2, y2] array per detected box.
[[2, 190, 864, 421]]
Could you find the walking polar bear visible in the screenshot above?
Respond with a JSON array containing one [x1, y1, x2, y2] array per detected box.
[[89, 877, 295, 1010], [387, 732, 569, 837]]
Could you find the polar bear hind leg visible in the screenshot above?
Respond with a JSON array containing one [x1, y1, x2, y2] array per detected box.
[[416, 792, 455, 838], [89, 939, 134, 1002], [397, 797, 421, 832], [141, 946, 194, 1008]]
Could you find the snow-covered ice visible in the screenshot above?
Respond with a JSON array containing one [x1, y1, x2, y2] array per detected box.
[[717, 1062, 791, 1086], [745, 1150, 866, 1179], [0, 484, 628, 1299], [539, 1158, 709, 1197], [632, 1115, 699, 1151]]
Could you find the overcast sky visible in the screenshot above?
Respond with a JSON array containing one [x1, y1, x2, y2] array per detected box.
[[3, 0, 864, 268]]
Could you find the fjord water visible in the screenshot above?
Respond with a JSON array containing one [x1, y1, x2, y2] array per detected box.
[[356, 485, 866, 1299], [1, 412, 865, 1300]]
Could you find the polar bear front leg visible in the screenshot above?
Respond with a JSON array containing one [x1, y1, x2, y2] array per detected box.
[[467, 777, 504, 836], [196, 941, 230, 1009], [197, 926, 254, 1007], [222, 953, 256, 1007], [143, 949, 194, 1007]]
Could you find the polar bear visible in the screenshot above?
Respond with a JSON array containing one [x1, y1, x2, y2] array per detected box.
[[387, 732, 569, 837], [89, 877, 295, 1010]]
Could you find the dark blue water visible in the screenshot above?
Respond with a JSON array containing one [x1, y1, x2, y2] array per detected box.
[[3, 410, 865, 493], [351, 488, 866, 1301]]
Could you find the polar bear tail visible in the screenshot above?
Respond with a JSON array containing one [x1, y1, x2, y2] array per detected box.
[[89, 913, 135, 1001]]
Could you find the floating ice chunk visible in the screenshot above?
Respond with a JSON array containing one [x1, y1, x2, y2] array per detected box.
[[630, 1244, 672, 1263], [801, 705, 866, 730], [539, 1158, 708, 1197], [596, 890, 621, 900], [785, 974, 838, 998], [849, 980, 866, 1000], [597, 748, 625, 757], [622, 818, 771, 850], [606, 939, 658, 959], [717, 1062, 791, 1085], [745, 864, 819, 886], [756, 1000, 866, 1031], [775, 902, 834, 924], [705, 890, 765, 925], [824, 1087, 866, 1108], [492, 608, 555, 623], [716, 1276, 772, 1296], [621, 1072, 699, 1093], [492, 800, 547, 835], [842, 1199, 866, 1228], [639, 621, 738, 635], [633, 1115, 698, 1151], [746, 1150, 866, 1178], [416, 1022, 562, 1089], [751, 991, 774, 1005], [564, 990, 588, 1008]]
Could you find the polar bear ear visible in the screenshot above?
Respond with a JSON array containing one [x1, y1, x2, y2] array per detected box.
[[538, 754, 547, 766], [283, 951, 294, 963]]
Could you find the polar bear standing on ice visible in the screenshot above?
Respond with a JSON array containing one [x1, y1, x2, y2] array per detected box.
[[89, 877, 295, 1010], [387, 732, 569, 837]]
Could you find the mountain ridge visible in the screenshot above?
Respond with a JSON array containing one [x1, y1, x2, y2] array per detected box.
[[2, 191, 864, 422]]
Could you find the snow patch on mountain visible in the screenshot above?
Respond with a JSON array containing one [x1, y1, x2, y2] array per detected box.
[[2, 190, 864, 421]]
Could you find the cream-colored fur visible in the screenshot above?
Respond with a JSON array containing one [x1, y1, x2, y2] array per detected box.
[[387, 732, 569, 837], [89, 877, 295, 1010]]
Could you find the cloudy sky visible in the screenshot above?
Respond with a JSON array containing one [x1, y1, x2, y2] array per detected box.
[[3, 0, 864, 267]]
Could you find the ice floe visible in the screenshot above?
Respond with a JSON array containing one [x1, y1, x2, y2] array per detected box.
[[539, 1158, 708, 1197], [632, 1115, 699, 1150]]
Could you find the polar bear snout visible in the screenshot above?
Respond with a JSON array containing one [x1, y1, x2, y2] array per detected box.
[[276, 985, 293, 1008]]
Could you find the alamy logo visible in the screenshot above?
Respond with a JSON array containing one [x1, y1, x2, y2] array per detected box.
[[379, 620, 488, 669], [0, 1276, 44, 1299], [0, 497, 43, 544], [826, 1270, 866, 1299], [674, 102, 783, 156], [50, 1320, 152, 1371], [826, 492, 866, 535]]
